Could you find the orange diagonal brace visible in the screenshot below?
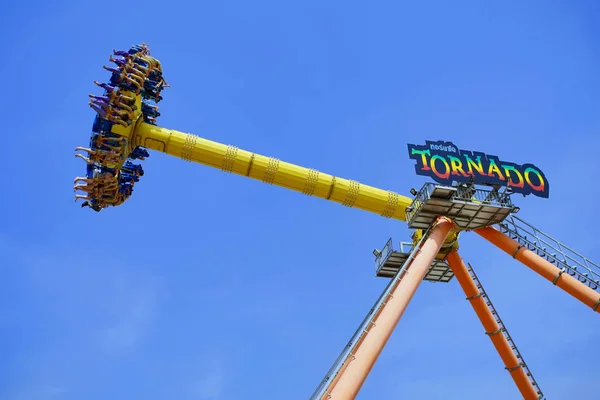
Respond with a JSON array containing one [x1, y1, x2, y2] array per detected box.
[[325, 217, 455, 400], [475, 226, 600, 313], [445, 251, 539, 400]]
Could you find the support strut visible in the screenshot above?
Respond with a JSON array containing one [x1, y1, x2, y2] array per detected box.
[[475, 227, 600, 313], [446, 251, 543, 400], [313, 217, 455, 400]]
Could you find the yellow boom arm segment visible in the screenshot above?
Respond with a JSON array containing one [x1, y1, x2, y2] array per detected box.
[[135, 122, 412, 221]]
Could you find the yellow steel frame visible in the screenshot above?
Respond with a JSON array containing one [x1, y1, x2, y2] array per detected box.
[[133, 122, 414, 221]]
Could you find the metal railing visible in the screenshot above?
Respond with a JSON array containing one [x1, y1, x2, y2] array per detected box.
[[374, 239, 419, 276], [374, 237, 394, 273], [406, 182, 514, 222], [406, 183, 434, 220], [500, 215, 600, 291], [454, 183, 513, 207]]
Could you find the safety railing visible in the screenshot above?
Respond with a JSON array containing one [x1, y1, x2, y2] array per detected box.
[[406, 182, 514, 223], [500, 215, 600, 291], [454, 183, 513, 207], [374, 237, 394, 273]]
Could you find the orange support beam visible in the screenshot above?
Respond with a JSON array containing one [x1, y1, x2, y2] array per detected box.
[[445, 251, 540, 400], [475, 226, 600, 313], [325, 217, 455, 400]]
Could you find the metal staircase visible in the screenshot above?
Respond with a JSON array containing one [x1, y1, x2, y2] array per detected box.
[[499, 215, 600, 292], [466, 262, 545, 400]]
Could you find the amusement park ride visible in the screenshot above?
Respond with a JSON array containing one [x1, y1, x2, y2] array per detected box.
[[74, 44, 600, 399]]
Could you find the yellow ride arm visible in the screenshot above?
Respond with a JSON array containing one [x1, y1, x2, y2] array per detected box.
[[134, 122, 412, 221]]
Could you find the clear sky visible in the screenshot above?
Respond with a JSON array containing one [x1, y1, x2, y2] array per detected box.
[[1, 0, 599, 399]]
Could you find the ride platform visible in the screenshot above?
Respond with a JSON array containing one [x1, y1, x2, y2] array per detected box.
[[374, 238, 454, 283], [406, 182, 515, 231]]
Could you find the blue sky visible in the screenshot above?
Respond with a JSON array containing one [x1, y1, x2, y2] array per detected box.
[[1, 0, 599, 399]]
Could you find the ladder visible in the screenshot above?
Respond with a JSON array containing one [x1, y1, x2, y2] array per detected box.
[[500, 215, 600, 292], [466, 262, 545, 400]]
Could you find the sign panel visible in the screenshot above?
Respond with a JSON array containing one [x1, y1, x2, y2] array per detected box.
[[407, 140, 549, 198]]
